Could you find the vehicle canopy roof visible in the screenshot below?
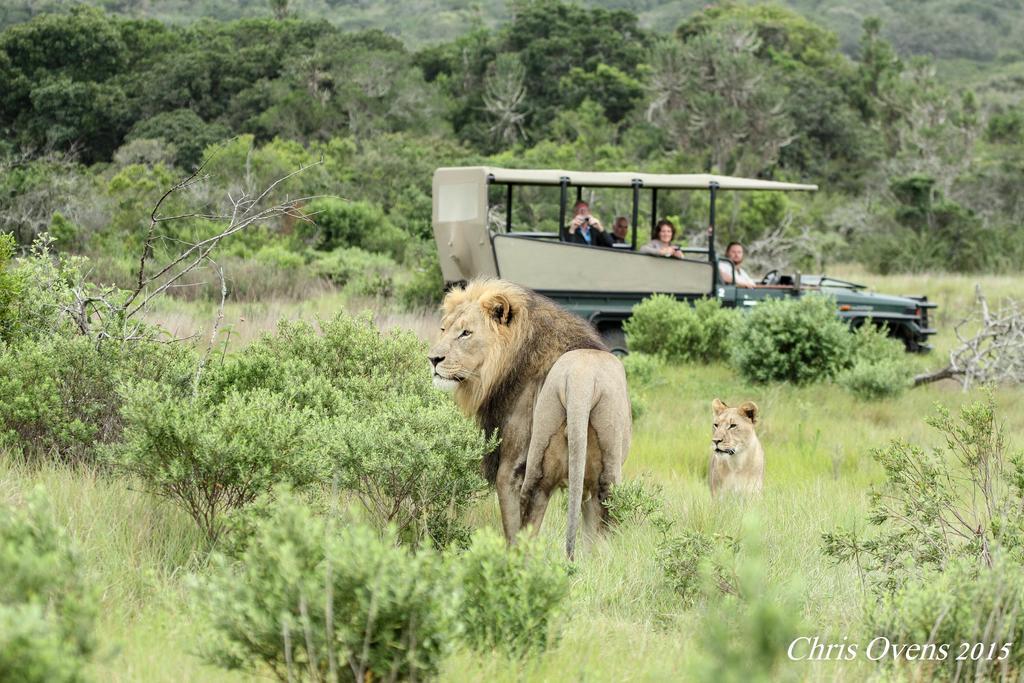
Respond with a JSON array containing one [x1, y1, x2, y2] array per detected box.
[[440, 166, 818, 192]]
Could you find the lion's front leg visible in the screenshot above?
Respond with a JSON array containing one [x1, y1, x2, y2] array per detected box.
[[495, 454, 523, 544]]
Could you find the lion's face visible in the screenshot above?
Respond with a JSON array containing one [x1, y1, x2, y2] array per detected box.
[[429, 302, 494, 392], [711, 398, 759, 456], [428, 282, 525, 410]]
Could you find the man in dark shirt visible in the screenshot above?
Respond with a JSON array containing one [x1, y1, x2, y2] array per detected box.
[[610, 216, 629, 244], [565, 200, 613, 247]]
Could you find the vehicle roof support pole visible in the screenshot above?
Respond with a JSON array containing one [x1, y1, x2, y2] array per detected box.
[[559, 177, 569, 242], [576, 186, 583, 204], [650, 188, 658, 238], [709, 182, 719, 292], [505, 183, 513, 233], [631, 179, 641, 251]]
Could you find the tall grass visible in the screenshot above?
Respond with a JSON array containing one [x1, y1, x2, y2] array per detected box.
[[2, 270, 1020, 681]]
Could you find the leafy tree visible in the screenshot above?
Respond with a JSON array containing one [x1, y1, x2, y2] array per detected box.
[[126, 109, 230, 169]]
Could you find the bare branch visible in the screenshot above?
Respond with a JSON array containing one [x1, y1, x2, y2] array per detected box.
[[915, 286, 1024, 390]]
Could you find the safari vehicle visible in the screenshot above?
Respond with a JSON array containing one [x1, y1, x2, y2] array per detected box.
[[431, 166, 937, 353]]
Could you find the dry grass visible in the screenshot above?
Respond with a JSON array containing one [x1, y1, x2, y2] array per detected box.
[[141, 292, 441, 352]]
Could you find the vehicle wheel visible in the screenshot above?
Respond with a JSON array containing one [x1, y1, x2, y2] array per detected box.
[[885, 322, 918, 352], [600, 326, 628, 357]]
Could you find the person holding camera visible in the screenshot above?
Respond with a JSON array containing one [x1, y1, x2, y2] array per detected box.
[[565, 200, 613, 247], [639, 219, 685, 259]]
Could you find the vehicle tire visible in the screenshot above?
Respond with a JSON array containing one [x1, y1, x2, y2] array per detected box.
[[599, 326, 628, 357]]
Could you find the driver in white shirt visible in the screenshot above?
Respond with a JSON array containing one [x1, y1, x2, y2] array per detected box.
[[719, 242, 757, 288]]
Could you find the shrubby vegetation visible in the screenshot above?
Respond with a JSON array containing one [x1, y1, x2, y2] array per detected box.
[[110, 312, 491, 548], [625, 295, 738, 363], [837, 323, 913, 399], [824, 394, 1024, 677], [3, 0, 1024, 287], [731, 296, 851, 384], [197, 496, 571, 680], [0, 489, 97, 683], [456, 530, 568, 657], [197, 495, 456, 682]]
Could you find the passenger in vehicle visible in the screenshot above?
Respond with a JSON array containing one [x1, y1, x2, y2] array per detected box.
[[611, 216, 630, 244], [719, 241, 757, 288], [565, 200, 613, 247], [639, 219, 685, 259]]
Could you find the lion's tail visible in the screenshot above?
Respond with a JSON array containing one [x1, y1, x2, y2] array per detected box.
[[565, 376, 594, 562]]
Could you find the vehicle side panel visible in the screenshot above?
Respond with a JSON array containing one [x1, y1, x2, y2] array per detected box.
[[493, 235, 713, 294]]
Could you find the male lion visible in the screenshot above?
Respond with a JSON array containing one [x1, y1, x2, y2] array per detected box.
[[429, 279, 631, 559], [709, 398, 764, 495]]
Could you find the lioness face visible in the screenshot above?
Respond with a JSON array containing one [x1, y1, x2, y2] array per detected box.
[[428, 302, 493, 392], [711, 398, 759, 456]]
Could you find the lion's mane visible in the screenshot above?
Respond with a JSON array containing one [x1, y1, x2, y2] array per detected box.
[[441, 279, 606, 483]]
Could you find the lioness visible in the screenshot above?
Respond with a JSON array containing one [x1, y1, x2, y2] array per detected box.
[[709, 398, 764, 495], [429, 278, 631, 559]]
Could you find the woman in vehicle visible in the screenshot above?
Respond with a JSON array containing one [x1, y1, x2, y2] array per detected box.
[[639, 219, 685, 259]]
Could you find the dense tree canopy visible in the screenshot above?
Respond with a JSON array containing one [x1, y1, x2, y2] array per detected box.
[[1, 1, 1022, 274]]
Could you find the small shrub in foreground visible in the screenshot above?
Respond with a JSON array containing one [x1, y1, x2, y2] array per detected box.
[[823, 393, 1021, 594], [689, 518, 802, 683], [197, 496, 455, 682], [111, 382, 330, 542], [456, 529, 569, 657], [870, 556, 1024, 681], [603, 478, 664, 526], [656, 523, 738, 606], [625, 294, 737, 363], [0, 489, 97, 683], [731, 296, 851, 384]]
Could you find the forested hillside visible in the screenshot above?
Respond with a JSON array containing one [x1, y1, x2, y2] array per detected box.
[[4, 0, 1023, 65], [2, 0, 1022, 283]]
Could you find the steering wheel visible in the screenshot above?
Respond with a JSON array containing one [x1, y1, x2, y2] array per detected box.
[[760, 269, 779, 286]]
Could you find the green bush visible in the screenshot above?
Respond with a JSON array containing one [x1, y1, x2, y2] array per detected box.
[[837, 323, 912, 399], [252, 243, 306, 270], [331, 394, 491, 550], [0, 335, 193, 461], [603, 478, 664, 526], [688, 518, 802, 683], [455, 529, 568, 657], [869, 557, 1024, 680], [0, 231, 26, 345], [111, 382, 331, 542], [312, 247, 396, 298], [656, 524, 737, 606], [197, 496, 455, 682], [838, 359, 911, 400], [302, 198, 409, 259], [0, 489, 97, 683], [731, 296, 851, 384], [625, 295, 738, 363], [121, 313, 490, 548], [823, 393, 1022, 595]]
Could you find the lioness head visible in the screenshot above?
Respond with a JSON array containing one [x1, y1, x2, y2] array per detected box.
[[711, 398, 759, 456], [429, 279, 531, 413]]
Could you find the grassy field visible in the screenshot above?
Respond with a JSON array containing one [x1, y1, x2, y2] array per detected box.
[[2, 269, 1021, 681]]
